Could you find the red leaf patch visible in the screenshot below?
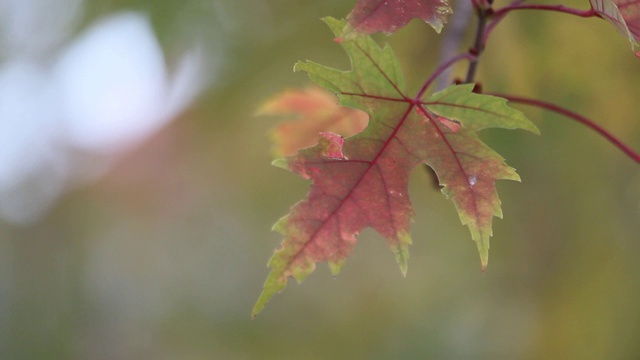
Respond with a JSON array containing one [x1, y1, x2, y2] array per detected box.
[[342, 0, 452, 38]]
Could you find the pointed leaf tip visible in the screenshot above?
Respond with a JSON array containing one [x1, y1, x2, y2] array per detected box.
[[392, 231, 412, 276], [252, 270, 287, 318], [476, 236, 489, 271], [271, 158, 289, 170], [328, 260, 343, 276], [480, 252, 489, 272]]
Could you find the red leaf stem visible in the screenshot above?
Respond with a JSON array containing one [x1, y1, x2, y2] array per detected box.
[[483, 0, 526, 45], [491, 4, 597, 19], [494, 94, 640, 164], [416, 52, 475, 99], [484, 3, 597, 46]]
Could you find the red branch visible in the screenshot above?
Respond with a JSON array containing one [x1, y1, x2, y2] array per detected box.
[[494, 94, 640, 164], [491, 4, 597, 19], [484, 3, 596, 46]]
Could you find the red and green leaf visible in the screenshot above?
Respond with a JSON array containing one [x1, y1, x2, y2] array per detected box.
[[253, 17, 538, 317], [591, 0, 640, 47], [341, 0, 452, 39], [259, 87, 369, 157]]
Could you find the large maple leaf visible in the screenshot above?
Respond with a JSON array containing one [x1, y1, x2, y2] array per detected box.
[[342, 0, 453, 38], [253, 17, 538, 317]]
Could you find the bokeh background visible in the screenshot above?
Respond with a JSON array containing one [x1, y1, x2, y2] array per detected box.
[[1, 0, 639, 358]]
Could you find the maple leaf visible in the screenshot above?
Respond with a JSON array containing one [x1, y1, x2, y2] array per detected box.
[[341, 0, 452, 39], [258, 87, 369, 157], [591, 0, 640, 47], [252, 17, 538, 317]]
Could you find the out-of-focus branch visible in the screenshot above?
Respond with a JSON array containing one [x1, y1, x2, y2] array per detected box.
[[436, 0, 475, 89]]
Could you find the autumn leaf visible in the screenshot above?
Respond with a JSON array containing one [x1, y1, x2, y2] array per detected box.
[[258, 87, 369, 157], [591, 0, 640, 47], [253, 17, 538, 317], [341, 0, 452, 39]]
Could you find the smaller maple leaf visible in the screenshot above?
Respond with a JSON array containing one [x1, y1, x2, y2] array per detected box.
[[341, 0, 453, 39], [258, 87, 369, 157], [591, 0, 640, 47]]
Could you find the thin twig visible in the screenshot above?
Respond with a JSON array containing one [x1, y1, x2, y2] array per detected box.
[[491, 4, 597, 19], [464, 8, 490, 84], [483, 0, 527, 46], [415, 53, 474, 99], [494, 93, 640, 164]]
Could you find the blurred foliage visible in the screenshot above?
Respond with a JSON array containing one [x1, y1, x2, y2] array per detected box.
[[1, 0, 639, 359]]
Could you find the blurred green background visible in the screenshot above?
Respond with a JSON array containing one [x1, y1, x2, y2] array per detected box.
[[1, 0, 639, 359]]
